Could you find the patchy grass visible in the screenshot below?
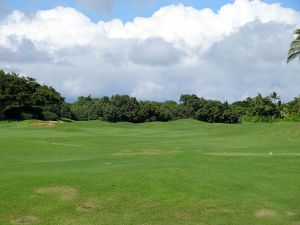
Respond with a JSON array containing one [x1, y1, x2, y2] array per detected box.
[[36, 186, 77, 201], [0, 119, 299, 225], [255, 209, 277, 218], [11, 215, 39, 225]]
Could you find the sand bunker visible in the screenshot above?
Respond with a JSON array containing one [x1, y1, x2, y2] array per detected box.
[[31, 122, 56, 127]]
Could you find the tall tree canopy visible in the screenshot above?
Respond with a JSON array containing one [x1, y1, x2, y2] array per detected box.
[[0, 70, 64, 119], [287, 29, 300, 63], [1, 70, 300, 123]]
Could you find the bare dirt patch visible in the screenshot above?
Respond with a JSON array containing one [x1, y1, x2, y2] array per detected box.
[[11, 215, 39, 225], [287, 211, 297, 216], [31, 122, 56, 127], [255, 209, 277, 217], [76, 201, 96, 212], [36, 186, 77, 201]]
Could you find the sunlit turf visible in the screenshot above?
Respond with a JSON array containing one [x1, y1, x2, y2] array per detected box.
[[0, 119, 299, 225]]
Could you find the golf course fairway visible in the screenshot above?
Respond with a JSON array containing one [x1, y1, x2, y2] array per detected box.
[[0, 119, 299, 225]]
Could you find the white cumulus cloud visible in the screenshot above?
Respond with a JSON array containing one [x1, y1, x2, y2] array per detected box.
[[131, 81, 164, 99], [0, 0, 299, 102]]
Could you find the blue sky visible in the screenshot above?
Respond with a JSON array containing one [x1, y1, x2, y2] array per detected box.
[[1, 0, 300, 101], [6, 0, 300, 22]]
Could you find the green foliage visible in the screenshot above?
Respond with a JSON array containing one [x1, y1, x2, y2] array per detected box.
[[20, 112, 35, 120], [287, 29, 300, 63], [108, 95, 139, 122], [231, 93, 282, 122], [179, 94, 204, 118], [287, 96, 300, 114], [1, 69, 300, 124], [68, 93, 300, 124], [136, 101, 173, 122], [282, 113, 300, 122], [241, 115, 277, 123], [42, 111, 58, 121], [136, 101, 158, 122], [70, 96, 175, 123], [71, 96, 110, 121], [4, 106, 44, 120], [59, 103, 73, 119], [180, 95, 239, 123], [244, 94, 280, 118], [0, 70, 64, 120]]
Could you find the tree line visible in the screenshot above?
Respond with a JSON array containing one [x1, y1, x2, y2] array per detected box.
[[1, 70, 300, 123], [0, 70, 65, 121]]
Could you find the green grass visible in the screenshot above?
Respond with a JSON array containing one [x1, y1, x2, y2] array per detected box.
[[0, 119, 299, 225]]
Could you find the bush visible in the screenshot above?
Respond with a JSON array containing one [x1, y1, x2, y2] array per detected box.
[[59, 103, 73, 119], [283, 113, 300, 122], [42, 111, 58, 121], [222, 110, 240, 124], [4, 106, 43, 120], [20, 112, 34, 120], [241, 115, 276, 123]]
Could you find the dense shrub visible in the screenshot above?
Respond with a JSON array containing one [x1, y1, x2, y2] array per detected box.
[[4, 106, 44, 120], [20, 112, 35, 120], [42, 111, 58, 121], [241, 115, 274, 123], [136, 101, 173, 122], [1, 70, 64, 120], [180, 95, 239, 124], [282, 113, 300, 122], [59, 103, 74, 119]]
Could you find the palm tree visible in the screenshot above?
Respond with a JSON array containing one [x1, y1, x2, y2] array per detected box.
[[270, 92, 280, 103], [287, 29, 300, 63]]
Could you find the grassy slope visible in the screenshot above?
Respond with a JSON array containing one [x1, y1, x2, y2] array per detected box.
[[0, 119, 299, 225]]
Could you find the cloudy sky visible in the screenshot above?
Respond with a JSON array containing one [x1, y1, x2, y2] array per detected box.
[[0, 0, 300, 102]]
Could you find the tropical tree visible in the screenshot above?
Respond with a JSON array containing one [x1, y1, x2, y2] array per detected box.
[[287, 29, 300, 63], [0, 70, 65, 120], [179, 94, 204, 118], [288, 96, 300, 114], [269, 92, 280, 103]]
